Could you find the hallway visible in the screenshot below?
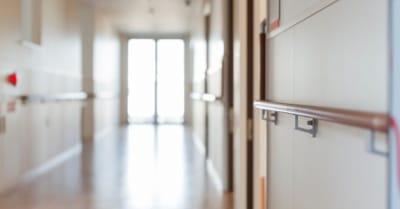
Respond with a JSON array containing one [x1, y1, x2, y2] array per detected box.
[[0, 0, 399, 208], [0, 125, 233, 209]]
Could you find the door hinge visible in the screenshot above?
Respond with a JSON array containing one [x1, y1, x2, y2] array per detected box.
[[247, 118, 253, 141]]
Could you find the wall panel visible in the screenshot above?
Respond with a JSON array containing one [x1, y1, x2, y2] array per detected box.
[[0, 0, 83, 193], [266, 0, 389, 208]]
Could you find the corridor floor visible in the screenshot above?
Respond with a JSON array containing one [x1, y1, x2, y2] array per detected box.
[[0, 125, 233, 209]]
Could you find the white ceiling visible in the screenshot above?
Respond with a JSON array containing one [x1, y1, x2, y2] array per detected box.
[[85, 0, 199, 35]]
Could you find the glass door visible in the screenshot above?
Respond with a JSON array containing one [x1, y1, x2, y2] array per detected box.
[[128, 38, 185, 124], [156, 39, 185, 123], [128, 39, 156, 123]]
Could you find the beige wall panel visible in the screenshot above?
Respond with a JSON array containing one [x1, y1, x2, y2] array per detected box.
[[208, 71, 223, 96], [267, 0, 389, 209], [95, 99, 120, 137], [207, 0, 229, 190], [189, 0, 207, 147], [190, 0, 230, 192], [191, 33, 206, 145], [268, 114, 294, 209], [292, 122, 386, 209], [0, 0, 83, 193], [269, 30, 295, 102], [208, 0, 224, 76], [281, 0, 322, 23], [192, 101, 206, 146], [292, 0, 388, 111], [84, 9, 121, 140], [0, 0, 81, 77], [280, 0, 337, 27], [208, 103, 227, 185]]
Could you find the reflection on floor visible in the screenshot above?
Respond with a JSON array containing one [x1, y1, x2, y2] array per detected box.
[[0, 125, 233, 209]]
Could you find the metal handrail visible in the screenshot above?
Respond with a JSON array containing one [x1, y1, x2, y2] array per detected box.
[[190, 92, 222, 103], [19, 92, 88, 104], [254, 100, 388, 133], [8, 91, 120, 104], [87, 92, 120, 100]]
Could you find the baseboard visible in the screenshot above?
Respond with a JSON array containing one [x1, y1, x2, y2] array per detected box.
[[207, 159, 224, 192], [22, 144, 82, 183]]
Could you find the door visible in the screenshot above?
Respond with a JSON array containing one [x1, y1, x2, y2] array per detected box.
[[128, 39, 156, 123], [128, 38, 185, 124]]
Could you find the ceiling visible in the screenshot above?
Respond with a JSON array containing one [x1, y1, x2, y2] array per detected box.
[[85, 0, 200, 35]]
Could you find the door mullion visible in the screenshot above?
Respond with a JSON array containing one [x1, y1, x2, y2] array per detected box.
[[154, 39, 159, 124]]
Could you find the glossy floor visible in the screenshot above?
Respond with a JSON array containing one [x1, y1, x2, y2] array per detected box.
[[0, 125, 233, 209]]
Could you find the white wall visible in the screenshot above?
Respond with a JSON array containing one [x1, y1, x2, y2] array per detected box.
[[0, 0, 82, 192], [0, 0, 121, 194]]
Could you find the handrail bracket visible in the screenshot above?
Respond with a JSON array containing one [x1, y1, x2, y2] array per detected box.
[[262, 111, 278, 125], [367, 130, 388, 157], [295, 115, 318, 137]]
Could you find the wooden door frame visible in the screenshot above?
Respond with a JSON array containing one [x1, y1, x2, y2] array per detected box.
[[246, 0, 255, 208], [224, 0, 234, 192], [233, 0, 255, 207]]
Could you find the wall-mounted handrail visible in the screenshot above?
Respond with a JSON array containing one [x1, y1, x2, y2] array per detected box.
[[87, 92, 120, 100], [18, 92, 88, 104], [190, 92, 222, 103], [8, 91, 120, 104], [254, 100, 388, 133]]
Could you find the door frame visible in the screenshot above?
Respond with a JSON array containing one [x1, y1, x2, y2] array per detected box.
[[246, 0, 255, 208], [124, 34, 189, 124], [202, 0, 235, 193], [224, 0, 235, 193], [233, 0, 255, 207]]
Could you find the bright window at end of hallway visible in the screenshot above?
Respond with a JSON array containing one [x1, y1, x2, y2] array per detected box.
[[21, 0, 42, 47]]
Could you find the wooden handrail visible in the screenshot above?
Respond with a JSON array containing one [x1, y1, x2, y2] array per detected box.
[[254, 100, 389, 133]]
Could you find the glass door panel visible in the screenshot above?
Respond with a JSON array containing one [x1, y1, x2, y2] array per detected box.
[[156, 39, 185, 123], [128, 39, 156, 123]]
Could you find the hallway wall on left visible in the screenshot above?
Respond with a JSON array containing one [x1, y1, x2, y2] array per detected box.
[[0, 0, 121, 194], [0, 0, 83, 193]]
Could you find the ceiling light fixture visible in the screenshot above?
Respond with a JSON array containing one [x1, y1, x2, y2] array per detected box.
[[185, 0, 191, 6], [148, 0, 155, 14], [149, 7, 155, 14]]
